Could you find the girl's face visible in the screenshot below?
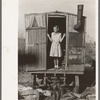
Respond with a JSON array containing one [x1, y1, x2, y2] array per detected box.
[[53, 27, 59, 33]]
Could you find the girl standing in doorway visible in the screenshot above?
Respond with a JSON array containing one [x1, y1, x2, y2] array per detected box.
[[47, 25, 66, 69]]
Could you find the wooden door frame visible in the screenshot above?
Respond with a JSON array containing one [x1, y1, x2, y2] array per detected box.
[[65, 14, 69, 70], [46, 13, 68, 70]]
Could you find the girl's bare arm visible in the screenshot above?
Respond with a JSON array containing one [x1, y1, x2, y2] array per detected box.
[[60, 33, 66, 42], [47, 34, 53, 42]]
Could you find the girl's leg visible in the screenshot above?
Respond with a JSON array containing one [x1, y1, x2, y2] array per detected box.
[[56, 58, 59, 68], [54, 58, 56, 68]]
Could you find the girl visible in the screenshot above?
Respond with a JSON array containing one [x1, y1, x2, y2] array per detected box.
[[47, 25, 66, 69]]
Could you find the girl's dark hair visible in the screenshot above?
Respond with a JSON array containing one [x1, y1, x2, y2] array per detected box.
[[53, 25, 59, 29]]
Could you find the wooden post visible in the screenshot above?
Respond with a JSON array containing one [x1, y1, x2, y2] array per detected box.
[[25, 31, 28, 53], [65, 14, 69, 70], [63, 74, 66, 86], [33, 74, 36, 87], [25, 31, 28, 72], [43, 73, 47, 85], [74, 75, 79, 93], [54, 73, 56, 77]]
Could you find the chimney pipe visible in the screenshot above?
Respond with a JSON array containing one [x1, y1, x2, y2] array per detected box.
[[74, 5, 84, 31]]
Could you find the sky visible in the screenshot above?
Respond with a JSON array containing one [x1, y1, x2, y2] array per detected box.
[[18, 0, 96, 42]]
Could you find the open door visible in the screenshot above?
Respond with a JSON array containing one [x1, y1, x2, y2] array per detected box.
[[67, 14, 86, 72], [47, 13, 67, 69], [25, 13, 47, 71]]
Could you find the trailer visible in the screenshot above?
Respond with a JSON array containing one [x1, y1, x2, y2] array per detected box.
[[24, 5, 87, 93]]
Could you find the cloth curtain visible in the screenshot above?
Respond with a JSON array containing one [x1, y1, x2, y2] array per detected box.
[[25, 14, 46, 29]]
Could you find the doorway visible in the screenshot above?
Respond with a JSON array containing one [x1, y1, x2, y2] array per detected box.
[[47, 16, 66, 69]]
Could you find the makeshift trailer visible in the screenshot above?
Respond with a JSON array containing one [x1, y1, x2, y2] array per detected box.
[[24, 5, 87, 93]]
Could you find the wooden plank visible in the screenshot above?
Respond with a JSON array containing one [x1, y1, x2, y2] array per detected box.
[[44, 30, 46, 64], [30, 30, 32, 44], [74, 75, 79, 93], [68, 33, 83, 47], [68, 64, 84, 71], [30, 30, 33, 44], [38, 29, 41, 43], [31, 30, 34, 44], [39, 44, 42, 69], [38, 29, 42, 69], [32, 74, 36, 86], [34, 29, 37, 43], [48, 13, 67, 16], [48, 15, 66, 18], [65, 14, 69, 70], [42, 29, 46, 43], [33, 45, 36, 69], [29, 69, 84, 74], [27, 64, 87, 74], [36, 44, 39, 69], [27, 28, 47, 71], [28, 30, 31, 44], [82, 18, 86, 64], [42, 44, 46, 69], [41, 43, 43, 70], [67, 15, 86, 67], [32, 46, 35, 68], [26, 27, 46, 30], [25, 11, 86, 17], [25, 31, 28, 53], [41, 29, 43, 69], [41, 29, 46, 69], [41, 43, 44, 68], [26, 28, 47, 71], [40, 29, 43, 69], [36, 29, 39, 43], [27, 46, 36, 68], [81, 48, 84, 63], [35, 44, 38, 69], [68, 15, 77, 33], [25, 13, 46, 16], [29, 30, 31, 44], [28, 30, 30, 44]]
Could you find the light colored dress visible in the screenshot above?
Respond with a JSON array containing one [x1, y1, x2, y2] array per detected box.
[[50, 32, 62, 57]]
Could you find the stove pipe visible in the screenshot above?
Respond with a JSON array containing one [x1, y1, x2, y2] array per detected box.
[[74, 5, 84, 31]]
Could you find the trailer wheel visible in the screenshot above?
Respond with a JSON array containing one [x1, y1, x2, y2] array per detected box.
[[74, 75, 79, 93]]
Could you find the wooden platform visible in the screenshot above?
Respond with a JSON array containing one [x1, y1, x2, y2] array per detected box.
[[26, 64, 90, 75], [30, 70, 84, 74]]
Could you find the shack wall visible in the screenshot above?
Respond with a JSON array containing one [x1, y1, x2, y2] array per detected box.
[[24, 12, 86, 72], [26, 28, 47, 71], [67, 14, 86, 70]]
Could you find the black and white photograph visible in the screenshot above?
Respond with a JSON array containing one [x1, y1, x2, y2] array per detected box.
[[18, 0, 97, 100]]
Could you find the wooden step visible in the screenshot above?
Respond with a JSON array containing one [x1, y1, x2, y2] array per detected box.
[[60, 77, 66, 79], [51, 77, 57, 79]]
